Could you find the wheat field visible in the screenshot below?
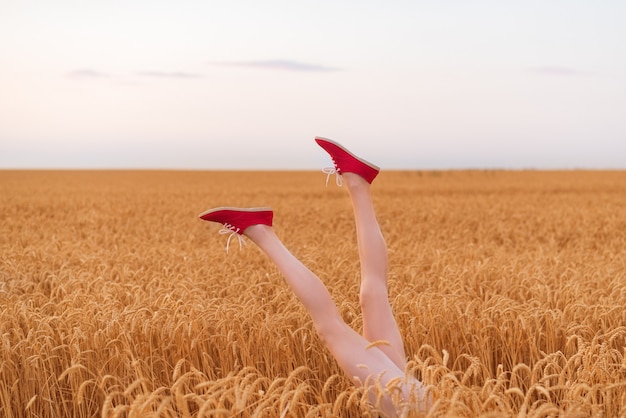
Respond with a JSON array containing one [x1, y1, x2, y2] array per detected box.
[[1, 169, 625, 417]]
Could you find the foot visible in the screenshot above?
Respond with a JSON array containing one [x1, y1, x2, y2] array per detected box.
[[315, 137, 380, 184], [198, 207, 273, 235]]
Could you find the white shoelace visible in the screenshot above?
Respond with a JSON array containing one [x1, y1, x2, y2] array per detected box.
[[322, 165, 343, 187], [218, 223, 246, 253]]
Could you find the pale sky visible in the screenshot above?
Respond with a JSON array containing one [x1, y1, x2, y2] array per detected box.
[[1, 0, 625, 169]]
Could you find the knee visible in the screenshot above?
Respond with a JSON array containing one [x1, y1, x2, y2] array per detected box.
[[359, 280, 388, 307], [314, 317, 348, 347]]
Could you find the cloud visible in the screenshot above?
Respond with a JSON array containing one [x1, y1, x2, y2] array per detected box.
[[528, 66, 591, 76], [136, 71, 203, 79], [66, 69, 111, 79], [216, 59, 340, 72], [65, 69, 203, 83]]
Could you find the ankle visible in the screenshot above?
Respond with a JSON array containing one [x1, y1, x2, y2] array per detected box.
[[343, 172, 370, 189], [243, 224, 273, 240]]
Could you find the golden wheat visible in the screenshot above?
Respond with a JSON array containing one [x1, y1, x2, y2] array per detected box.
[[1, 169, 625, 417]]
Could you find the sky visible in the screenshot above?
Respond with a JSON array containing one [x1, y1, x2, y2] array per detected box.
[[1, 0, 625, 170]]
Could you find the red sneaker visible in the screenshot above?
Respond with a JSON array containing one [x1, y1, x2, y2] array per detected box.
[[315, 137, 380, 184], [198, 207, 273, 234], [199, 207, 274, 252]]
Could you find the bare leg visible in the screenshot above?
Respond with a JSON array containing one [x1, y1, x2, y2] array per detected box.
[[244, 225, 414, 415], [343, 173, 407, 370]]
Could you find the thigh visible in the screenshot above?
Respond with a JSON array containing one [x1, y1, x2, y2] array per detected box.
[[320, 319, 425, 415], [361, 288, 407, 370]]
